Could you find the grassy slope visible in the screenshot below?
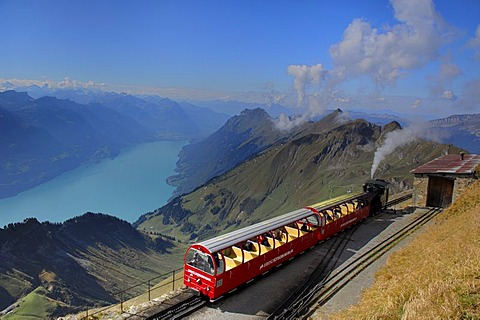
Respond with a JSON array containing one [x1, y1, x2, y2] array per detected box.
[[3, 286, 61, 320], [332, 179, 480, 320]]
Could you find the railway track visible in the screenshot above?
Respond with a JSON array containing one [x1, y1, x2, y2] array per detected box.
[[146, 296, 206, 320], [140, 191, 416, 320], [383, 192, 413, 209], [267, 224, 360, 320], [272, 206, 442, 320]]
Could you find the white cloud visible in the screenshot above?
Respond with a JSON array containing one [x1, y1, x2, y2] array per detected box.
[[442, 90, 457, 101], [287, 64, 327, 106], [0, 77, 105, 91], [273, 113, 311, 132], [283, 0, 458, 130], [329, 0, 455, 87]]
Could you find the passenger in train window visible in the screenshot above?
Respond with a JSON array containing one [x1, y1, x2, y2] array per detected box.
[[189, 252, 199, 266], [301, 224, 308, 232], [242, 241, 253, 251], [334, 208, 342, 218], [258, 234, 270, 246], [274, 229, 283, 240]]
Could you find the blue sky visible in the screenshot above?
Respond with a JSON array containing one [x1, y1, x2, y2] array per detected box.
[[1, 0, 479, 116]]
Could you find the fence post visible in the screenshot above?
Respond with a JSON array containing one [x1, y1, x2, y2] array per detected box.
[[120, 291, 123, 313], [172, 270, 176, 291], [148, 279, 151, 301]]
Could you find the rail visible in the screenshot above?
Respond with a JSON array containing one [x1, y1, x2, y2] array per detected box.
[[271, 207, 442, 320], [267, 225, 360, 320], [147, 296, 206, 320], [383, 192, 413, 209], [77, 267, 184, 319], [74, 191, 413, 319]]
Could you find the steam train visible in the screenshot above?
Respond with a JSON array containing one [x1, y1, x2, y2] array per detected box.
[[183, 179, 389, 300]]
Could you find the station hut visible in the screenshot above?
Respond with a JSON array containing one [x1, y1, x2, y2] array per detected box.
[[410, 153, 480, 208]]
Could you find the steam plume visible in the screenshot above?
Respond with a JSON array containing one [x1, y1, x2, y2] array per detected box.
[[371, 124, 429, 178]]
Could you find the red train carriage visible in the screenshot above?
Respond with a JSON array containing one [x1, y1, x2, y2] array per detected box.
[[183, 180, 389, 301]]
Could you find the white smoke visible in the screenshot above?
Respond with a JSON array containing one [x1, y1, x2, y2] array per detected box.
[[371, 123, 432, 178]]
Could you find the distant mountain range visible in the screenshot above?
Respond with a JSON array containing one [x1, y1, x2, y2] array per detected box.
[[0, 90, 229, 199], [429, 114, 480, 153]]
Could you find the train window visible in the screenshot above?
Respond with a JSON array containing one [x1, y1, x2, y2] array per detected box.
[[186, 248, 215, 275], [213, 252, 224, 275], [305, 215, 320, 227]]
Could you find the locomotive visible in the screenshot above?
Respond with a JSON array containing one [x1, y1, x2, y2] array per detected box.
[[184, 179, 389, 300]]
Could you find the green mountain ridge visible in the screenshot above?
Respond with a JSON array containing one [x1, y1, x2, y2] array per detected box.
[[0, 213, 183, 318], [137, 112, 461, 242], [167, 108, 289, 196]]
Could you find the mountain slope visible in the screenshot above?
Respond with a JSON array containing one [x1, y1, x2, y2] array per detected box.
[[0, 106, 67, 198], [168, 108, 291, 196], [0, 213, 183, 317], [136, 115, 461, 242], [430, 113, 480, 153], [0, 91, 154, 199]]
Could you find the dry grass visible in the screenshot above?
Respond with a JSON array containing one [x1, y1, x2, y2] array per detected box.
[[331, 180, 480, 320]]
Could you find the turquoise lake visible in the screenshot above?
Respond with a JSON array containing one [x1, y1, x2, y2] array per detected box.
[[0, 140, 187, 227]]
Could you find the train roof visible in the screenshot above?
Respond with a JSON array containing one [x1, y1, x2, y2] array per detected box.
[[194, 192, 367, 254]]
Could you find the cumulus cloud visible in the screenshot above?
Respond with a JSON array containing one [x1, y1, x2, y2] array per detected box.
[[329, 0, 455, 87], [282, 0, 457, 132], [287, 64, 327, 106], [442, 90, 457, 101]]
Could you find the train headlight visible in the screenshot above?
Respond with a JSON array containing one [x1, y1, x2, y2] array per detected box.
[[196, 278, 201, 284], [187, 278, 190, 282], [206, 287, 210, 291]]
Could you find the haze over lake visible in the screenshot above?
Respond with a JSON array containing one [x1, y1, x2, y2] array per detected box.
[[0, 140, 186, 227]]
